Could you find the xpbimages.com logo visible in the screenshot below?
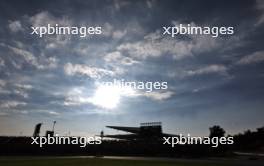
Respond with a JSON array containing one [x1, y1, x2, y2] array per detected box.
[[31, 135, 102, 148]]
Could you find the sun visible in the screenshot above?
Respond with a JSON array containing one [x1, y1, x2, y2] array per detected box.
[[89, 84, 135, 109], [90, 85, 120, 109]]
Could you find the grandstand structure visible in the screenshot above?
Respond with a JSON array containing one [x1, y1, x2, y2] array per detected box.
[[103, 122, 177, 140]]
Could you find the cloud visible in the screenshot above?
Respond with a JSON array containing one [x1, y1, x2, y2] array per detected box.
[[29, 11, 72, 48], [13, 90, 29, 98], [30, 11, 51, 26], [0, 57, 5, 67], [63, 85, 173, 109], [14, 84, 32, 90], [48, 111, 60, 115], [0, 81, 33, 98], [64, 96, 90, 106], [0, 112, 8, 116], [113, 0, 130, 11], [2, 43, 38, 65], [187, 64, 228, 76], [102, 22, 113, 37], [64, 63, 115, 79], [237, 51, 264, 65], [29, 11, 71, 27], [116, 27, 220, 60], [256, 0, 264, 25], [63, 87, 94, 106], [0, 88, 10, 95], [102, 22, 127, 39], [142, 91, 174, 101], [0, 79, 9, 95], [0, 79, 6, 87], [38, 56, 58, 70], [104, 51, 139, 65], [0, 101, 27, 109], [146, 0, 154, 9], [0, 43, 58, 70], [0, 80, 10, 94], [12, 84, 33, 98], [112, 30, 127, 39], [8, 20, 23, 32]]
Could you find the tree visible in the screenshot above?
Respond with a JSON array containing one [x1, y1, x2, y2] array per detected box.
[[209, 125, 225, 138]]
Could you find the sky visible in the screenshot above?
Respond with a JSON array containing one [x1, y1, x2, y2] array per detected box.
[[0, 0, 264, 137]]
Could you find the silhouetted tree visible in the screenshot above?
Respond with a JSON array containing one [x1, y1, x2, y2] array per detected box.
[[244, 129, 252, 136], [257, 127, 264, 133], [209, 125, 225, 138]]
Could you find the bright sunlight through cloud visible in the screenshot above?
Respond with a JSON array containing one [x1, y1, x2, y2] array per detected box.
[[89, 84, 135, 109]]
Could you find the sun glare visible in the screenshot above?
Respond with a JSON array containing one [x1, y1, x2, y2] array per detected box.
[[89, 84, 135, 109]]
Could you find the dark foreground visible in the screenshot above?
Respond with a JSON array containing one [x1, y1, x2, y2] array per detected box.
[[0, 156, 263, 166]]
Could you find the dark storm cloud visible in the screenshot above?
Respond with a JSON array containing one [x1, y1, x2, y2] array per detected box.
[[0, 0, 264, 135]]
